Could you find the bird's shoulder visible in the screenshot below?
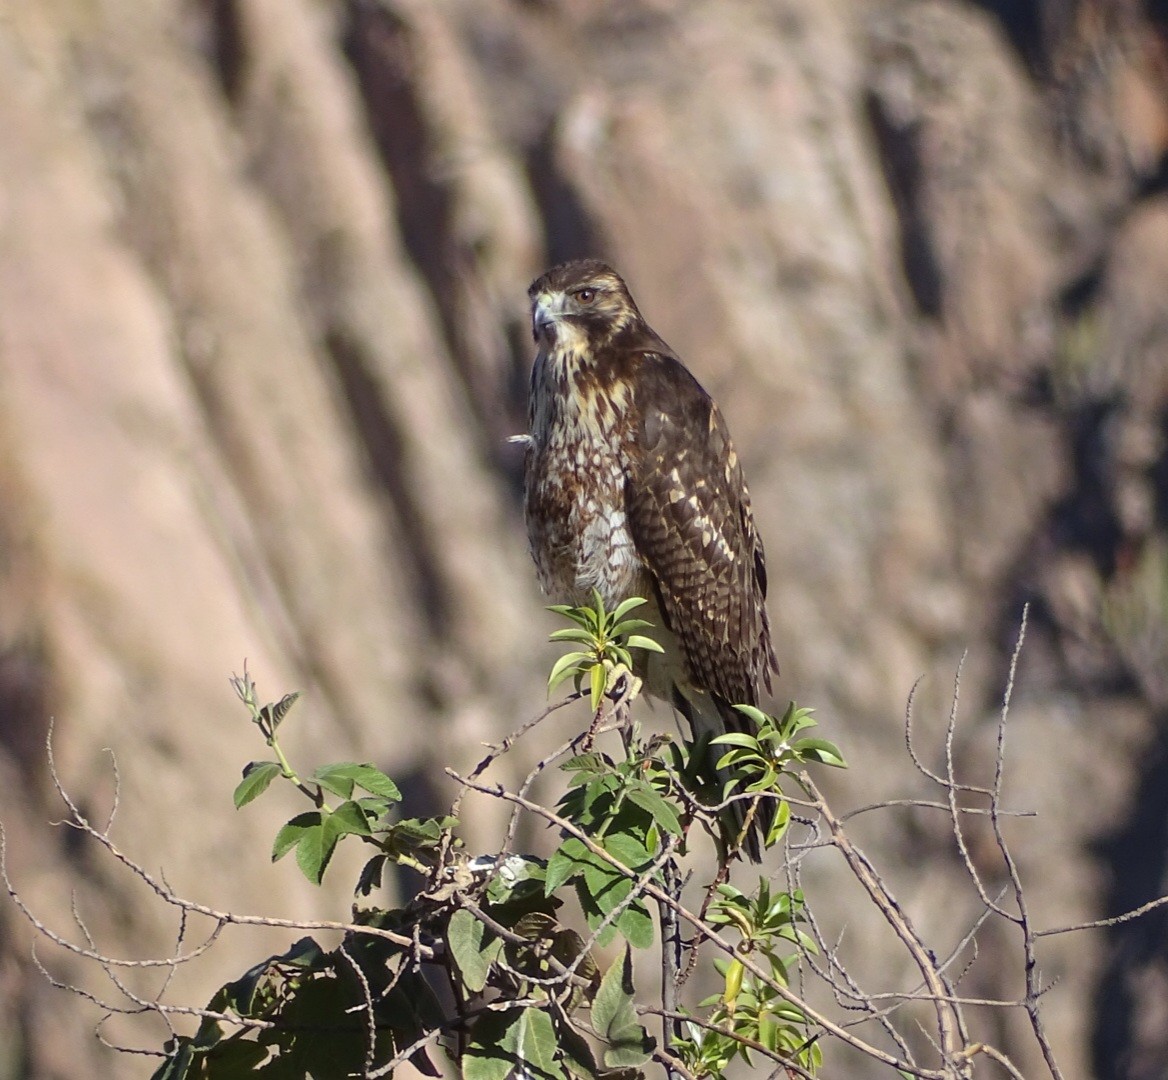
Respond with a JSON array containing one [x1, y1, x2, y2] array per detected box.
[[600, 331, 714, 432]]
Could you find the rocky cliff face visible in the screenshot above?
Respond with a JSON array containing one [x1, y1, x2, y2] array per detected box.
[[1, 1, 1167, 1076]]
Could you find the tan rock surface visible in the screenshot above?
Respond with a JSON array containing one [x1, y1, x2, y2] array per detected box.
[[1, 0, 1167, 1076]]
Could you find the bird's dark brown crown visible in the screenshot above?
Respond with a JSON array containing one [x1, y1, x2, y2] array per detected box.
[[528, 259, 642, 347]]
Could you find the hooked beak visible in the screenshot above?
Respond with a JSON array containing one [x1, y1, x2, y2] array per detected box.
[[531, 294, 561, 343]]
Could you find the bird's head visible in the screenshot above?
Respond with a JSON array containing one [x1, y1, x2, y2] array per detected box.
[[527, 259, 641, 354]]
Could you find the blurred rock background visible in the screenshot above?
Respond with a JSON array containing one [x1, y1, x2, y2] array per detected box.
[[1, 0, 1167, 1076]]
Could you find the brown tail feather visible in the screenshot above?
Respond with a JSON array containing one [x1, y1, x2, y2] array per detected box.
[[674, 689, 770, 863]]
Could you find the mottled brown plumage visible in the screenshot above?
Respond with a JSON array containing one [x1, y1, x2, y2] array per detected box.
[[520, 259, 778, 860]]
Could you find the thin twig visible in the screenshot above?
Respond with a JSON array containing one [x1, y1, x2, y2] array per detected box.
[[338, 940, 378, 1078], [1036, 893, 1168, 936], [642, 1008, 818, 1080], [803, 774, 969, 1078], [986, 605, 1064, 1080], [451, 771, 949, 1079]]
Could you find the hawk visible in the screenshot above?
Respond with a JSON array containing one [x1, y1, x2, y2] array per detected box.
[[520, 258, 778, 860]]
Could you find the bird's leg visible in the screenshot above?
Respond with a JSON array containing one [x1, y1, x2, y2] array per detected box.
[[577, 664, 640, 752], [608, 665, 639, 750]]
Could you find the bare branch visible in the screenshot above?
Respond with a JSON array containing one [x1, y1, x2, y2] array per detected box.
[[451, 770, 951, 1078]]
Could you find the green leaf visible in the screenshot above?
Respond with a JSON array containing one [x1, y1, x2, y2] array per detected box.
[[465, 1007, 563, 1080], [233, 761, 281, 809], [356, 854, 387, 897], [325, 799, 373, 839], [732, 703, 772, 727], [313, 764, 355, 799], [190, 1016, 223, 1052], [609, 620, 653, 641], [765, 799, 791, 847], [348, 764, 402, 799], [561, 753, 608, 775], [548, 627, 597, 644], [354, 795, 393, 825], [260, 691, 301, 730], [711, 732, 761, 750], [546, 837, 591, 895], [294, 819, 337, 885], [150, 1039, 195, 1080], [792, 738, 847, 768], [602, 832, 652, 875], [272, 811, 321, 862], [312, 762, 403, 801], [549, 650, 590, 695], [511, 1008, 563, 1079], [385, 816, 456, 856], [614, 903, 655, 950], [611, 596, 649, 622], [448, 909, 501, 994], [213, 938, 323, 1019], [204, 1037, 270, 1072], [624, 634, 664, 654], [556, 1015, 603, 1079], [592, 947, 655, 1068], [624, 785, 682, 835], [589, 662, 606, 711]]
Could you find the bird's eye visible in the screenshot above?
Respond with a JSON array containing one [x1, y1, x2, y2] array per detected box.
[[575, 287, 596, 304]]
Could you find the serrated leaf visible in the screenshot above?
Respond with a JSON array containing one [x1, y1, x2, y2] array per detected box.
[[261, 691, 301, 730], [312, 764, 356, 799], [624, 785, 682, 835], [546, 837, 591, 895], [388, 817, 452, 847], [511, 1008, 562, 1079], [348, 764, 402, 799], [294, 820, 337, 885], [272, 811, 321, 862], [465, 1007, 563, 1080], [448, 909, 500, 994], [614, 902, 654, 949], [356, 854, 386, 898], [602, 833, 652, 873], [150, 1039, 195, 1080], [326, 799, 373, 838], [581, 866, 631, 920], [592, 947, 655, 1068], [514, 911, 558, 941], [233, 761, 281, 809], [561, 753, 608, 774], [312, 762, 403, 801], [557, 1014, 603, 1078], [354, 795, 392, 825]]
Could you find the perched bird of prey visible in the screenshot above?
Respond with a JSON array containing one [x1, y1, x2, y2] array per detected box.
[[520, 258, 778, 860]]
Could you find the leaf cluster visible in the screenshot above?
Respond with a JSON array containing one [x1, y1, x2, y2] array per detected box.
[[154, 598, 845, 1079], [674, 881, 822, 1074], [546, 593, 663, 711]]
